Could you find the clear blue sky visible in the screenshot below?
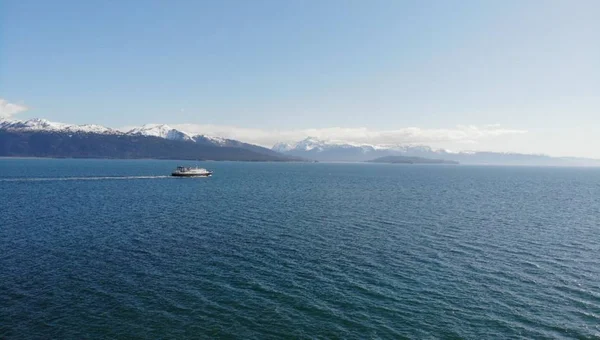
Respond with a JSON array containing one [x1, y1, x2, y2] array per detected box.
[[1, 0, 598, 156]]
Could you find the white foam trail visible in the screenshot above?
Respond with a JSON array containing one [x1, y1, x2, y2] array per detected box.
[[0, 175, 172, 182]]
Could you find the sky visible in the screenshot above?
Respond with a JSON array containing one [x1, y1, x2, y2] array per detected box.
[[0, 0, 598, 157]]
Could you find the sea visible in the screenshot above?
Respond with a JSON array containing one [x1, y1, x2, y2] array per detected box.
[[1, 158, 599, 339]]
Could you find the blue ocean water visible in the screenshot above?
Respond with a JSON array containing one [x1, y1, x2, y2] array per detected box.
[[1, 158, 599, 339]]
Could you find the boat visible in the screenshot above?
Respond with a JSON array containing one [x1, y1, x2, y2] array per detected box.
[[171, 166, 213, 177]]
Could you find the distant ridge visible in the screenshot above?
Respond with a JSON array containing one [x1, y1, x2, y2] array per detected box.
[[273, 137, 600, 166]]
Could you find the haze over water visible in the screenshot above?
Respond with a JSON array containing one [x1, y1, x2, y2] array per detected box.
[[1, 159, 600, 338]]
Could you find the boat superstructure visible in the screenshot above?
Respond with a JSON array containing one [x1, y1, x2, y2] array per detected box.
[[171, 166, 213, 177]]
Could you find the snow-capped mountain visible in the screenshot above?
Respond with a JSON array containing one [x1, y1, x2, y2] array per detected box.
[[1, 118, 243, 148], [122, 124, 282, 154], [126, 124, 194, 141], [123, 124, 266, 150], [272, 137, 600, 166], [273, 137, 329, 152], [273, 137, 421, 160], [273, 137, 404, 161], [0, 118, 119, 134], [0, 118, 65, 131], [274, 137, 416, 155]]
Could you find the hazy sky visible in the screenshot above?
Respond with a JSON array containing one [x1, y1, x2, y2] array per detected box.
[[1, 0, 598, 157]]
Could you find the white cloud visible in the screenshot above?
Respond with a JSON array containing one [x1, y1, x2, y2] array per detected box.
[[169, 123, 527, 148], [0, 98, 29, 119]]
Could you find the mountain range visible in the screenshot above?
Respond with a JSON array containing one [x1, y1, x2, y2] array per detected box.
[[273, 137, 600, 166], [2, 118, 599, 166], [0, 118, 294, 161]]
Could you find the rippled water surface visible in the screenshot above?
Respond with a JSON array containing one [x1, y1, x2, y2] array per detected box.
[[1, 159, 600, 339]]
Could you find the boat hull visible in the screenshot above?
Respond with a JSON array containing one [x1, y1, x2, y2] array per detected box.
[[171, 173, 212, 177]]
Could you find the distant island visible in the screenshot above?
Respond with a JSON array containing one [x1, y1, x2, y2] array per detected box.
[[367, 155, 459, 165]]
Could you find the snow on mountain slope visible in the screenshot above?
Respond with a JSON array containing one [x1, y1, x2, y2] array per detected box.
[[64, 124, 120, 134], [272, 142, 294, 153], [0, 118, 119, 134], [272, 137, 600, 165], [293, 137, 328, 151], [193, 134, 228, 146], [273, 137, 331, 152], [270, 137, 489, 162], [126, 124, 194, 141], [0, 118, 269, 151], [125, 124, 236, 145], [0, 118, 67, 131], [274, 137, 375, 151], [272, 137, 450, 156]]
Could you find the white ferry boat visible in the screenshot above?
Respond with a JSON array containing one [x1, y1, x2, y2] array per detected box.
[[171, 166, 213, 177]]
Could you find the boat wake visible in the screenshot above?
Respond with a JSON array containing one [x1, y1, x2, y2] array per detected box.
[[0, 175, 171, 182]]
